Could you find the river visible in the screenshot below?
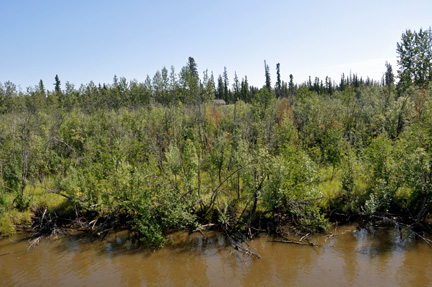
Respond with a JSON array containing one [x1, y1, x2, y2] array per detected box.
[[0, 225, 431, 286]]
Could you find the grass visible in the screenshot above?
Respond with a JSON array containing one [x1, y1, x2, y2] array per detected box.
[[0, 180, 72, 237]]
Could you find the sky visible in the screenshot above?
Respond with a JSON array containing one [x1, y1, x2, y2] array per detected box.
[[1, 0, 432, 91]]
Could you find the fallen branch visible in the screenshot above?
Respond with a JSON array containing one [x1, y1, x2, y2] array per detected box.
[[371, 214, 432, 248], [28, 236, 43, 250], [269, 239, 319, 247], [325, 228, 351, 241], [40, 207, 47, 228], [192, 223, 216, 235], [224, 229, 261, 259], [406, 228, 432, 248], [233, 241, 262, 259], [299, 233, 311, 242]]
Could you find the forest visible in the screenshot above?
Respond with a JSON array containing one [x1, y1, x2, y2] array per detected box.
[[0, 28, 432, 247]]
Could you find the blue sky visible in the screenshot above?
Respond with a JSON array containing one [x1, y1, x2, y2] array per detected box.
[[1, 0, 432, 90]]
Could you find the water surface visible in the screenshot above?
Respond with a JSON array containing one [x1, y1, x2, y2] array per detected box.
[[0, 225, 431, 286]]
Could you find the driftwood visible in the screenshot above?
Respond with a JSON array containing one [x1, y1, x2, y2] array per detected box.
[[324, 227, 352, 241], [371, 215, 432, 248], [299, 233, 311, 242], [192, 223, 217, 236], [269, 239, 318, 247], [28, 236, 43, 250], [224, 229, 261, 259], [232, 241, 262, 259]]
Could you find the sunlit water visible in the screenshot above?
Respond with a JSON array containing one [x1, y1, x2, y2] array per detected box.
[[1, 225, 431, 286]]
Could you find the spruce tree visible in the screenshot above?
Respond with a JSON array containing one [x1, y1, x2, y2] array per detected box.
[[288, 74, 295, 95], [384, 62, 395, 88], [275, 63, 281, 98], [223, 67, 229, 102], [217, 75, 224, 100], [54, 74, 61, 93], [264, 60, 271, 91], [187, 57, 198, 79], [233, 72, 240, 101]]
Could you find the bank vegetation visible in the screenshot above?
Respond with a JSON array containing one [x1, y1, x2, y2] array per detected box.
[[1, 29, 432, 247]]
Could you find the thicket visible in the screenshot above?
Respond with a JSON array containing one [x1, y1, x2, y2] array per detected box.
[[0, 30, 432, 246]]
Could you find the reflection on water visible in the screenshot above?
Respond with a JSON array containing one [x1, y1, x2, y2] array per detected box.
[[0, 225, 431, 286]]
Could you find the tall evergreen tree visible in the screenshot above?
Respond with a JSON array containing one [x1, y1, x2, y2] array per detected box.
[[223, 67, 230, 102], [179, 57, 200, 104], [325, 76, 333, 95], [187, 57, 199, 78], [54, 74, 61, 93], [233, 72, 240, 101], [36, 79, 47, 107], [384, 62, 395, 88], [38, 80, 45, 96], [275, 63, 281, 98], [240, 76, 249, 102], [340, 73, 346, 91], [264, 60, 271, 91], [288, 74, 295, 99], [384, 62, 395, 109], [216, 75, 224, 100]]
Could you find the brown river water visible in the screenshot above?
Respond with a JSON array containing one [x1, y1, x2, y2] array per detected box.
[[0, 225, 431, 286]]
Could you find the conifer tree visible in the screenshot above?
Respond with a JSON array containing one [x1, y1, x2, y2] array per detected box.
[[38, 80, 45, 96], [233, 72, 240, 101], [54, 74, 61, 93], [275, 63, 281, 98], [187, 57, 198, 78], [240, 76, 249, 102], [223, 67, 230, 102], [384, 62, 395, 88], [264, 60, 271, 91], [217, 75, 224, 100], [288, 74, 295, 98]]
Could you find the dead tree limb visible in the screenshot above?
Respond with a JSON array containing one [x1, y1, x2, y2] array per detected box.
[[269, 239, 319, 247]]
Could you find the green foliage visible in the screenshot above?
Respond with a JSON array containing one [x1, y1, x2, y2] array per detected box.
[[364, 136, 400, 213], [397, 27, 432, 92], [363, 193, 379, 216], [261, 144, 327, 231], [131, 180, 196, 247], [13, 191, 32, 212], [0, 214, 16, 237], [321, 127, 344, 167], [2, 45, 432, 243]]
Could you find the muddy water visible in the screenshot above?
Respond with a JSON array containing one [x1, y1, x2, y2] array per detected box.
[[0, 225, 431, 286]]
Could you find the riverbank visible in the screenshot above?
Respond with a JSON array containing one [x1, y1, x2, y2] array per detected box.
[[1, 161, 431, 250]]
